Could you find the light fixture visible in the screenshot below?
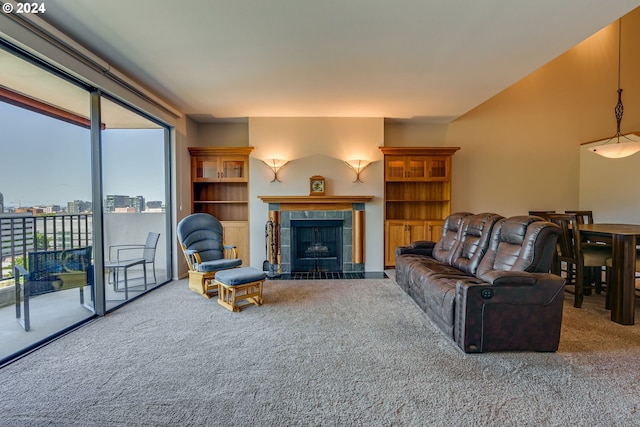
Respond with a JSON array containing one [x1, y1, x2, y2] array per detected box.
[[589, 19, 640, 159], [344, 159, 371, 183], [262, 159, 288, 182]]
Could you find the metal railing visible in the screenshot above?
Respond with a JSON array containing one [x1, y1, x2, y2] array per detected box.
[[0, 213, 92, 282]]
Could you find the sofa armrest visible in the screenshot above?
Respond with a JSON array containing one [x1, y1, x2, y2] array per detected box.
[[396, 240, 436, 257], [454, 273, 565, 353], [478, 270, 539, 286]]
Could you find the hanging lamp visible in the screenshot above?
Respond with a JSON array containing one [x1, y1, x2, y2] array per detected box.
[[589, 19, 640, 159]]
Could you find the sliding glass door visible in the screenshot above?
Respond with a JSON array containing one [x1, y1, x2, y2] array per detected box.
[[0, 43, 173, 365], [100, 96, 170, 309], [0, 47, 94, 361]]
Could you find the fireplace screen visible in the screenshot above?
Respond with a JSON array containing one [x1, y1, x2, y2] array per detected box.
[[291, 220, 342, 272]]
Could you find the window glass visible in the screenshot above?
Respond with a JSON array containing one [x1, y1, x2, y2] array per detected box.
[[100, 96, 169, 310], [0, 48, 93, 362]]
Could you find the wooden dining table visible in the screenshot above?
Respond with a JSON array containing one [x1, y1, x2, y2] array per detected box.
[[579, 223, 640, 325]]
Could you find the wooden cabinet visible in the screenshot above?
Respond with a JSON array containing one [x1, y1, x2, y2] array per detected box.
[[188, 147, 253, 265], [192, 155, 249, 182], [384, 220, 443, 267], [380, 147, 459, 267], [384, 155, 450, 181]]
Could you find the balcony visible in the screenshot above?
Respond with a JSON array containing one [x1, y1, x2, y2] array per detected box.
[[0, 212, 168, 364]]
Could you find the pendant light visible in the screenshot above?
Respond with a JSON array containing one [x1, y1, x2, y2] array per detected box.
[[588, 19, 640, 159]]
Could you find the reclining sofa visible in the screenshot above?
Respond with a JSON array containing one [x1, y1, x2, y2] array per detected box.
[[395, 212, 565, 353]]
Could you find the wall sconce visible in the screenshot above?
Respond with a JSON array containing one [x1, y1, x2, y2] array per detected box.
[[344, 159, 371, 183], [262, 159, 289, 182]]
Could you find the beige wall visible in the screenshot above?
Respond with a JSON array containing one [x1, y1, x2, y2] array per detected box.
[[248, 117, 385, 271], [384, 120, 451, 147], [185, 9, 640, 271], [197, 120, 249, 147], [444, 10, 640, 220]]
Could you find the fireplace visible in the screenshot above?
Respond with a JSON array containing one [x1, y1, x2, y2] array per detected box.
[[258, 195, 374, 274], [291, 220, 342, 272]]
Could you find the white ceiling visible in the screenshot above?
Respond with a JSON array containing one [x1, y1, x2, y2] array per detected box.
[[39, 0, 640, 122]]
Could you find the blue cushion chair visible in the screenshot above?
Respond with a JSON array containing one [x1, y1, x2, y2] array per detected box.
[[177, 213, 242, 298]]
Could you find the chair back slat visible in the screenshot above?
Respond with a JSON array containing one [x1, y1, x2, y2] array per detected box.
[[565, 210, 594, 225]]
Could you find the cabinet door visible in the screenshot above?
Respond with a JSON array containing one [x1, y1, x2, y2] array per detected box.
[[193, 156, 223, 181], [222, 221, 249, 266], [385, 221, 429, 267], [385, 221, 408, 266], [385, 156, 437, 181], [385, 156, 407, 181], [426, 157, 450, 181], [405, 157, 429, 180], [193, 156, 248, 182], [220, 156, 248, 182], [427, 220, 444, 241], [406, 220, 428, 243]]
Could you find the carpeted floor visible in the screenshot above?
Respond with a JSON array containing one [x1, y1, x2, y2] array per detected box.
[[1, 276, 640, 426]]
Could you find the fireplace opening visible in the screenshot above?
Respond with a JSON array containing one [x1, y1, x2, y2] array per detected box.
[[291, 220, 343, 272]]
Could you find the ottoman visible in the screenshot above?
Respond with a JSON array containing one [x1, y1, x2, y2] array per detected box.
[[214, 267, 266, 312]]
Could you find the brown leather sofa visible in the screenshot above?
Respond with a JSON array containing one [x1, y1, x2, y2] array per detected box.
[[395, 212, 565, 353]]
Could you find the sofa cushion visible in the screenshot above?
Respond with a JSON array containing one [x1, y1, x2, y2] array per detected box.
[[432, 212, 472, 264], [476, 216, 561, 281], [450, 213, 503, 275]]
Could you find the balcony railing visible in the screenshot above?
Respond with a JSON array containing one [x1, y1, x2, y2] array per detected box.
[[1, 213, 92, 283]]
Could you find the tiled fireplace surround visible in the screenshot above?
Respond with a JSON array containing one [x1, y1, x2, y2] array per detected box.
[[278, 208, 360, 274], [260, 196, 372, 274]]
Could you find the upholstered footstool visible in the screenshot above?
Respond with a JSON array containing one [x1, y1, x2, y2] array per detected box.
[[214, 267, 266, 312]]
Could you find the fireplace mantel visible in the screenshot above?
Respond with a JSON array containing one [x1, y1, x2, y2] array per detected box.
[[258, 195, 374, 204], [258, 195, 374, 211]]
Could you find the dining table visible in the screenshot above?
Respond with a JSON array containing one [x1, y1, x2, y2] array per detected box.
[[579, 223, 640, 325]]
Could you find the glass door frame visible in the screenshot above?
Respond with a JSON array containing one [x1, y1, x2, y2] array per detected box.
[[91, 91, 173, 315]]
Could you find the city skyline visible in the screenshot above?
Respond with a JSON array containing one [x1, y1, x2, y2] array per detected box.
[[1, 101, 166, 208], [0, 192, 164, 213]]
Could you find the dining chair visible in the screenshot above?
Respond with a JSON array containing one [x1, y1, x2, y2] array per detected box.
[[547, 213, 611, 308], [528, 210, 555, 220], [565, 210, 594, 225]]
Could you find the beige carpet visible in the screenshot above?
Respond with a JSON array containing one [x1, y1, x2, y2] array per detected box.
[[1, 276, 640, 426]]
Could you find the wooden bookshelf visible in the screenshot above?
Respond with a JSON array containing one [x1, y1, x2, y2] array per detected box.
[[380, 146, 460, 267], [188, 146, 254, 264]]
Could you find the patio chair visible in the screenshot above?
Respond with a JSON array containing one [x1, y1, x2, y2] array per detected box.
[[177, 213, 242, 298], [105, 232, 160, 298], [14, 246, 94, 331]]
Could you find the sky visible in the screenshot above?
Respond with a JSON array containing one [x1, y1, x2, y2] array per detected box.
[[0, 102, 166, 209]]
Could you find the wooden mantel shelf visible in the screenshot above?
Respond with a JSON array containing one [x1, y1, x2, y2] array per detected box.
[[258, 195, 374, 204]]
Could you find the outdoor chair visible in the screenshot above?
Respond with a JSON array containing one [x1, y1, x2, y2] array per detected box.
[[177, 213, 242, 298], [105, 232, 160, 299], [14, 246, 94, 331]]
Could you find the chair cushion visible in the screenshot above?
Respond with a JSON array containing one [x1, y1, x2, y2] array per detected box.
[[215, 267, 267, 286], [196, 258, 242, 272]]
